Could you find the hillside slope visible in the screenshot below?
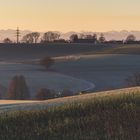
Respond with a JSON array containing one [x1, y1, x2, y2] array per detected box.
[[0, 87, 140, 112], [0, 87, 139, 140]]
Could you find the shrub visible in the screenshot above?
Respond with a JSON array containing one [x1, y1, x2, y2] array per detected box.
[[40, 56, 54, 69], [35, 88, 56, 100], [60, 89, 74, 97], [125, 73, 140, 87], [6, 75, 30, 100]]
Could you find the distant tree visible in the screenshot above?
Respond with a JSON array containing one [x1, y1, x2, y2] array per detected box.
[[6, 75, 30, 100], [41, 32, 60, 42], [70, 34, 78, 42], [3, 38, 13, 44], [79, 33, 97, 40], [125, 73, 140, 87], [79, 33, 86, 39], [125, 34, 136, 44], [52, 32, 60, 41], [85, 35, 93, 39], [32, 32, 40, 43], [98, 33, 106, 43], [60, 89, 73, 97], [22, 33, 34, 43], [35, 88, 56, 100], [93, 34, 97, 40], [22, 32, 40, 43], [40, 56, 55, 69]]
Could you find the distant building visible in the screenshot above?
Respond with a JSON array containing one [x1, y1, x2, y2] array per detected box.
[[105, 40, 124, 44], [72, 38, 97, 44]]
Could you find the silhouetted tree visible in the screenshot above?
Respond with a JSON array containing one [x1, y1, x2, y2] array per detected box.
[[85, 35, 93, 39], [41, 32, 60, 42], [32, 32, 40, 43], [40, 56, 55, 69], [3, 38, 13, 44], [125, 34, 136, 44], [79, 33, 97, 41], [60, 89, 73, 97], [70, 34, 78, 42], [79, 33, 86, 39], [93, 34, 97, 40], [22, 33, 34, 43], [35, 88, 56, 100], [22, 32, 40, 43], [6, 75, 30, 100], [99, 33, 106, 43]]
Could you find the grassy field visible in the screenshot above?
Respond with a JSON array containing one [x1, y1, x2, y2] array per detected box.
[[80, 44, 140, 55], [0, 43, 114, 61], [0, 44, 140, 139], [0, 87, 139, 140], [0, 44, 140, 96], [53, 54, 140, 91]]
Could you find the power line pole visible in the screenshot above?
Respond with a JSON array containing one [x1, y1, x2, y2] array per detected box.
[[16, 27, 20, 44]]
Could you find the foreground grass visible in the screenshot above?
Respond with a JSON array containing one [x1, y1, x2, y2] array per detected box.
[[0, 91, 140, 140]]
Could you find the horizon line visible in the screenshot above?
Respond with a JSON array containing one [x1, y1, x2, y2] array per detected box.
[[1, 29, 140, 33]]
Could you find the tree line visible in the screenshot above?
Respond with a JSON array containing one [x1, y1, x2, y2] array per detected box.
[[2, 32, 138, 44]]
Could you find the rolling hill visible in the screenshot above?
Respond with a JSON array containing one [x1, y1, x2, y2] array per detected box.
[[0, 87, 139, 139]]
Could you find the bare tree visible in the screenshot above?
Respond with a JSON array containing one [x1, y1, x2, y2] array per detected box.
[[40, 56, 55, 69], [85, 35, 94, 39], [125, 34, 136, 44], [22, 33, 34, 43], [79, 33, 86, 39], [6, 75, 30, 100], [99, 33, 106, 43], [3, 38, 13, 44], [70, 34, 78, 42], [41, 32, 60, 42], [32, 32, 40, 43]]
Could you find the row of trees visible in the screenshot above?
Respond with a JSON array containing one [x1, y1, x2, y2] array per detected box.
[[22, 32, 61, 43], [2, 32, 61, 44], [70, 33, 106, 43], [2, 32, 137, 44], [69, 34, 137, 44]]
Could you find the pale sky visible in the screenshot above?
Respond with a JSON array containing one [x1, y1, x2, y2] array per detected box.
[[0, 0, 140, 32]]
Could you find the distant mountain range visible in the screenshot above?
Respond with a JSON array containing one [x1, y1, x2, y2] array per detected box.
[[1, 29, 140, 42], [0, 29, 31, 42]]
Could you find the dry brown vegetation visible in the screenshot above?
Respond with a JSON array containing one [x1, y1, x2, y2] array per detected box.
[[40, 56, 55, 69], [0, 87, 139, 140]]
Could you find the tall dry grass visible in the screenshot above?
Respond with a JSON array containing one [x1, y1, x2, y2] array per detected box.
[[0, 92, 139, 140]]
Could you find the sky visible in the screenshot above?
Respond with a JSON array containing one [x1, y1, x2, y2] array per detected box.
[[0, 0, 140, 32]]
